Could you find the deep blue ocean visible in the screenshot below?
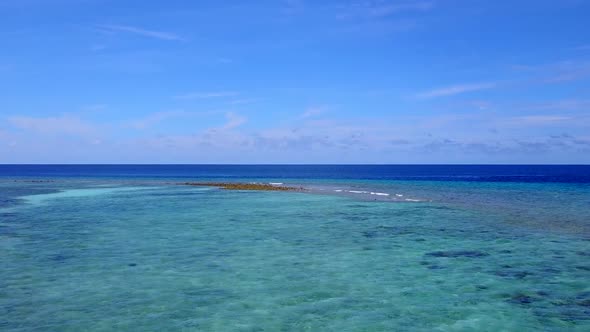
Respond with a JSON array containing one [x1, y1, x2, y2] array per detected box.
[[2, 164, 590, 182], [1, 165, 589, 331]]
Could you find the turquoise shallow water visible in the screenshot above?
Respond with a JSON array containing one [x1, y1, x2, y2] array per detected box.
[[1, 179, 590, 331]]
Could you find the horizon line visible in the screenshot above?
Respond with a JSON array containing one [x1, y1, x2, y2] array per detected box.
[[1, 163, 589, 166]]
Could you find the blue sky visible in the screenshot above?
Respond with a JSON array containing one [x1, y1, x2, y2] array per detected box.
[[1, 0, 589, 163]]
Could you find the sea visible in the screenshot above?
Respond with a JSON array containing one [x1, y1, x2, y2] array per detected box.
[[1, 165, 589, 331]]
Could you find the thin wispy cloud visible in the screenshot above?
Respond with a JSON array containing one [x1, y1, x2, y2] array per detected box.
[[227, 98, 262, 105], [81, 104, 108, 112], [336, 1, 435, 20], [98, 24, 184, 41], [543, 69, 590, 83], [90, 44, 107, 52], [416, 82, 496, 99], [573, 44, 590, 51], [283, 0, 304, 11], [8, 115, 99, 137], [368, 1, 435, 17], [522, 99, 590, 111], [216, 57, 233, 64], [511, 115, 573, 125], [221, 112, 247, 130], [130, 110, 189, 129], [512, 60, 590, 84], [175, 91, 239, 100], [301, 106, 327, 119]]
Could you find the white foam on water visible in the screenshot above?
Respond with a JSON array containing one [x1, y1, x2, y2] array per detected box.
[[396, 194, 404, 197], [21, 186, 160, 206], [404, 198, 421, 202], [269, 182, 283, 185], [348, 190, 368, 194], [185, 187, 214, 191], [371, 192, 390, 196], [334, 189, 343, 192]]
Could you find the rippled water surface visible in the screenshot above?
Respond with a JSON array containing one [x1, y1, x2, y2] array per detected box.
[[1, 166, 590, 331]]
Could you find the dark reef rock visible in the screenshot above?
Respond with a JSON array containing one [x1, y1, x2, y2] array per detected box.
[[508, 293, 536, 305], [576, 292, 590, 301], [425, 250, 489, 258], [50, 254, 72, 262], [14, 179, 55, 183], [179, 182, 303, 192], [362, 226, 413, 239], [420, 260, 445, 270], [427, 265, 445, 270], [495, 270, 533, 279]]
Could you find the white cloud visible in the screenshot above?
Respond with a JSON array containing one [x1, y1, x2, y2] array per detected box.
[[98, 24, 184, 41], [416, 82, 496, 98], [8, 115, 99, 136], [4, 111, 590, 163]]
